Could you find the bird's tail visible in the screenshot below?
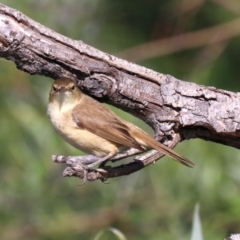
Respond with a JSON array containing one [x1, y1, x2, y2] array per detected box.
[[133, 130, 195, 168]]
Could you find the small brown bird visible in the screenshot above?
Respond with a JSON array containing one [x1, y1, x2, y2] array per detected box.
[[47, 78, 194, 169]]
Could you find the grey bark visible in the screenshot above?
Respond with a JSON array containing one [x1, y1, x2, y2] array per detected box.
[[0, 4, 239, 182]]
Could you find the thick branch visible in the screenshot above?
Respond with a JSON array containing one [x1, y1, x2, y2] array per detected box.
[[0, 4, 240, 182]]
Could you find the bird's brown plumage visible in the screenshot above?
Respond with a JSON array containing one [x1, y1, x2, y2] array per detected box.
[[48, 78, 195, 168]]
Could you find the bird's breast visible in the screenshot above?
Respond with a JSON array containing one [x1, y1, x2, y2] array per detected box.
[[47, 102, 121, 157]]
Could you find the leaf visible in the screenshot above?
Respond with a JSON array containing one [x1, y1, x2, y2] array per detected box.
[[93, 227, 127, 240], [190, 203, 204, 240]]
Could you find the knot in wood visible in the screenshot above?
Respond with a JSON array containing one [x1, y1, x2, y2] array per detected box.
[[81, 73, 115, 99]]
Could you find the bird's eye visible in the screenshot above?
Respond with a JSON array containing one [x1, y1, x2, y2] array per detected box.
[[52, 86, 57, 92], [71, 85, 75, 91]]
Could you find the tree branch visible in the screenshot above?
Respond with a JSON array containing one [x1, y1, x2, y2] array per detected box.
[[0, 3, 239, 182]]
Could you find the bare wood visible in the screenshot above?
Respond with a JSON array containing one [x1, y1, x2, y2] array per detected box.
[[0, 3, 240, 182]]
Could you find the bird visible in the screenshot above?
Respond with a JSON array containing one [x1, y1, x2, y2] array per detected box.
[[47, 78, 194, 171]]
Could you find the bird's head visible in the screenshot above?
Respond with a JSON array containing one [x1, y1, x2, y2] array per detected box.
[[49, 78, 82, 109]]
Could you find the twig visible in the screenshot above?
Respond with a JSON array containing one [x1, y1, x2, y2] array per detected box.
[[117, 18, 240, 62]]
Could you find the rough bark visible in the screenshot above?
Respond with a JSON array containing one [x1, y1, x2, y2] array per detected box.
[[0, 4, 239, 182]]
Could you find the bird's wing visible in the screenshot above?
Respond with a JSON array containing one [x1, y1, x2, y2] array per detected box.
[[72, 95, 144, 150]]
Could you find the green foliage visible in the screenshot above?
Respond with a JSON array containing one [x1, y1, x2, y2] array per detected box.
[[0, 1, 240, 240]]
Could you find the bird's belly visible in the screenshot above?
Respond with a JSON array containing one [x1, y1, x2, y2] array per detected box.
[[48, 108, 120, 157], [60, 127, 120, 157]]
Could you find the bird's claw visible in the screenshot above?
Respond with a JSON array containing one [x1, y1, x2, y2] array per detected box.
[[77, 164, 111, 185], [78, 169, 88, 186], [100, 178, 110, 184]]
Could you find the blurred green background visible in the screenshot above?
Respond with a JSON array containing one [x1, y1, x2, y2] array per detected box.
[[0, 1, 240, 239]]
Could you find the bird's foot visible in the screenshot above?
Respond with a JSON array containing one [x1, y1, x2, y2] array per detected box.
[[58, 154, 113, 184], [76, 163, 111, 185]]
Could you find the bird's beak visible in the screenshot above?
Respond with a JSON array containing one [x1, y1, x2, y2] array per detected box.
[[57, 87, 67, 110], [59, 86, 67, 93]]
